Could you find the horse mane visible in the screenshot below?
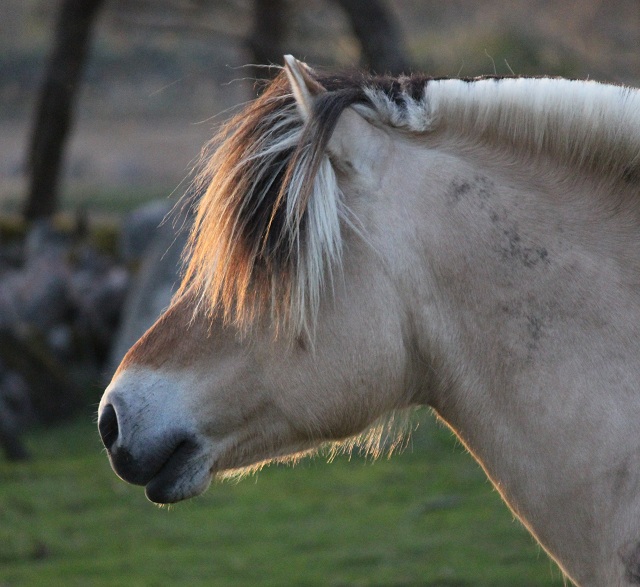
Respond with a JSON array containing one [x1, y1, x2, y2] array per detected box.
[[366, 75, 640, 182], [179, 70, 370, 336], [179, 65, 640, 335]]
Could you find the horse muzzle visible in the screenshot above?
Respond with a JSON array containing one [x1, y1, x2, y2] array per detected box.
[[98, 370, 213, 504]]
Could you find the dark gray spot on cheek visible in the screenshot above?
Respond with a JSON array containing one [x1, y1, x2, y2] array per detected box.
[[500, 226, 550, 268], [527, 315, 542, 341], [446, 175, 496, 208], [526, 314, 544, 351], [500, 302, 550, 357], [474, 175, 494, 206], [621, 542, 640, 583], [446, 179, 472, 204], [447, 175, 551, 268]]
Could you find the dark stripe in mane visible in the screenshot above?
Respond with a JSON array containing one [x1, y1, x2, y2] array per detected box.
[[180, 69, 374, 332]]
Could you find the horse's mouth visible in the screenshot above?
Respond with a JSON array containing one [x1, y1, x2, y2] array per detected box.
[[105, 435, 212, 505], [143, 439, 213, 504]]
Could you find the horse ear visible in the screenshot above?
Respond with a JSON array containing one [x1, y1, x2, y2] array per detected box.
[[284, 55, 384, 180], [283, 55, 326, 122]]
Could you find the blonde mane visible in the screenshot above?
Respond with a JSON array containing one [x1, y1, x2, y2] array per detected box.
[[180, 67, 640, 335], [366, 76, 640, 181]]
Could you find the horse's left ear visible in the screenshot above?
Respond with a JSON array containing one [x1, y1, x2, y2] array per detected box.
[[283, 55, 326, 122], [284, 54, 386, 180]]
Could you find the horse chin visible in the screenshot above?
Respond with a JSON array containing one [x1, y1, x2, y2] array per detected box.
[[143, 444, 214, 505]]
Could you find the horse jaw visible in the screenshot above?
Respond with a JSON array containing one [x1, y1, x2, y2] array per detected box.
[[98, 365, 323, 504]]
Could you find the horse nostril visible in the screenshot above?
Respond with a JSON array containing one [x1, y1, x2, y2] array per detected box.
[[98, 404, 119, 452]]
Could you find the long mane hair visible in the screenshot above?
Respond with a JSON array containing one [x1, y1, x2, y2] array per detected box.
[[179, 71, 370, 336], [179, 65, 640, 337]]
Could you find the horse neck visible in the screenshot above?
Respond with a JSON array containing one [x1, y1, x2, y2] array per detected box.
[[390, 135, 640, 583]]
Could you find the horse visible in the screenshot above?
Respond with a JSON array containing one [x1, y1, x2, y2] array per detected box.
[[98, 55, 640, 586]]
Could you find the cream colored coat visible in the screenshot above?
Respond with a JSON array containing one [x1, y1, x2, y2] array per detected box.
[[99, 56, 640, 585]]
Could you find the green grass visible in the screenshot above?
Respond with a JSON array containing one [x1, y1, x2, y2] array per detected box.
[[0, 412, 564, 587]]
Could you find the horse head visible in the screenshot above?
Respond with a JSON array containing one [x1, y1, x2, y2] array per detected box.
[[98, 56, 428, 504]]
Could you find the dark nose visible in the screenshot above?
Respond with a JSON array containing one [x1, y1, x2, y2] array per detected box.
[[98, 404, 119, 452]]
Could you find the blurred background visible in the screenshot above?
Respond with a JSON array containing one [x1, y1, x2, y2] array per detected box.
[[0, 1, 638, 585]]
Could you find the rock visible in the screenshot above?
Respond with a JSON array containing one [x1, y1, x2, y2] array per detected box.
[[76, 266, 130, 363], [46, 324, 74, 361], [108, 207, 190, 375], [88, 266, 129, 327], [0, 257, 71, 332], [0, 328, 83, 425], [23, 219, 70, 262], [0, 270, 21, 329], [119, 200, 172, 264], [0, 215, 137, 433], [17, 255, 71, 329], [0, 368, 32, 461], [0, 221, 74, 331], [0, 241, 23, 269], [73, 244, 112, 274], [0, 429, 30, 461]]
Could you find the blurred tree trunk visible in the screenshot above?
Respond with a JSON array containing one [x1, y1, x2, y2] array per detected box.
[[334, 0, 409, 74], [24, 0, 105, 221], [249, 0, 408, 81], [248, 0, 287, 82]]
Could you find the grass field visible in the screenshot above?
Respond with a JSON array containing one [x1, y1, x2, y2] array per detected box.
[[0, 410, 565, 587]]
